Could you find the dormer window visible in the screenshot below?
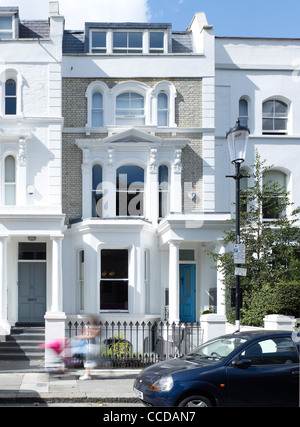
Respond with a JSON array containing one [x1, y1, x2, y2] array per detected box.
[[0, 16, 13, 39], [113, 31, 143, 53], [88, 25, 169, 54]]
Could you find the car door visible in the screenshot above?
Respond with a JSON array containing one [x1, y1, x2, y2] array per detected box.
[[226, 336, 299, 406]]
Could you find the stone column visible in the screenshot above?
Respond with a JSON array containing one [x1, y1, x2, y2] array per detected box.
[[44, 235, 66, 367], [50, 235, 64, 313]]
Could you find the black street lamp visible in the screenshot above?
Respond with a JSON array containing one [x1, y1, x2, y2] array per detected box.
[[226, 119, 250, 331]]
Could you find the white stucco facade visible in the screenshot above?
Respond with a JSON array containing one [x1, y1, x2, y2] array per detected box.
[[0, 3, 65, 337]]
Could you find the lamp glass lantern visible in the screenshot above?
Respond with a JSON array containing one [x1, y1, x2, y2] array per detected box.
[[226, 119, 250, 164]]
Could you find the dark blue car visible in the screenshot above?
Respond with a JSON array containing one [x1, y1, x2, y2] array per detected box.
[[133, 330, 299, 407]]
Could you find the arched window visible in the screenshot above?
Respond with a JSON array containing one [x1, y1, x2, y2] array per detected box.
[[262, 99, 288, 134], [159, 165, 169, 217], [157, 92, 168, 126], [239, 98, 248, 128], [92, 92, 103, 127], [4, 155, 16, 205], [116, 165, 144, 216], [262, 170, 287, 219], [116, 92, 145, 125], [5, 78, 16, 115], [92, 164, 103, 217]]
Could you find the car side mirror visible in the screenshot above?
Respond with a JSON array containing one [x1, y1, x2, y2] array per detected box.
[[232, 358, 251, 369]]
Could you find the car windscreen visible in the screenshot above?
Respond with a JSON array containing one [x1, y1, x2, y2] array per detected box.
[[183, 337, 247, 364]]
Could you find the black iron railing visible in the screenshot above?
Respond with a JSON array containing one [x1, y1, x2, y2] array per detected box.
[[66, 320, 203, 368]]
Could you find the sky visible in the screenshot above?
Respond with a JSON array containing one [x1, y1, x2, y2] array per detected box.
[[0, 0, 300, 38]]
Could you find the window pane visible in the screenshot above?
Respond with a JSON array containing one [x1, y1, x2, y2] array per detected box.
[[5, 155, 15, 182], [159, 165, 168, 184], [92, 92, 103, 108], [275, 101, 288, 117], [239, 99, 248, 116], [150, 32, 164, 48], [116, 93, 130, 109], [101, 249, 128, 279], [158, 110, 168, 126], [5, 98, 16, 115], [116, 92, 144, 116], [117, 165, 144, 188], [129, 32, 142, 47], [113, 32, 127, 47], [158, 92, 168, 109], [6, 79, 16, 96], [92, 31, 106, 48], [92, 111, 103, 127], [0, 17, 12, 30], [18, 243, 46, 260], [262, 118, 273, 130], [92, 164, 102, 190], [274, 119, 287, 130], [179, 250, 195, 261], [92, 164, 103, 217], [100, 280, 128, 310], [130, 92, 144, 108], [262, 100, 274, 116]]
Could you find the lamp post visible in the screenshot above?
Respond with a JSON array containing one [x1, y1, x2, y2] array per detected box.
[[226, 119, 250, 331]]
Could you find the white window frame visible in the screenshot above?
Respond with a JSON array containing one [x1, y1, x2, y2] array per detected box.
[[113, 81, 149, 126], [85, 80, 177, 129], [0, 14, 14, 39], [85, 81, 109, 129], [262, 98, 289, 135], [90, 30, 107, 53], [0, 68, 23, 117], [89, 29, 168, 54], [239, 97, 249, 128], [152, 81, 177, 128], [3, 154, 16, 205]]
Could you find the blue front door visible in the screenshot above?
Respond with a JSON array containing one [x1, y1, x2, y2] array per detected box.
[[180, 264, 196, 322]]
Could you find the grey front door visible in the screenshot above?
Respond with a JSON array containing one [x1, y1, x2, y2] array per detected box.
[[18, 262, 46, 323]]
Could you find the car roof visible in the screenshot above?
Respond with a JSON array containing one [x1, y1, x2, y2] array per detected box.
[[217, 330, 293, 341]]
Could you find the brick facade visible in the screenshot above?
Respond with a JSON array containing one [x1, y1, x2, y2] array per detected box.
[[62, 78, 203, 223]]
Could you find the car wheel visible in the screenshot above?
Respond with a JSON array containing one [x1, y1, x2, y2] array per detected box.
[[178, 395, 212, 407]]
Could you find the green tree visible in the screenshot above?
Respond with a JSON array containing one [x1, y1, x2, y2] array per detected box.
[[212, 151, 300, 326]]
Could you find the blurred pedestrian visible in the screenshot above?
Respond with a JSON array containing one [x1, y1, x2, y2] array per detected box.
[[76, 315, 100, 380]]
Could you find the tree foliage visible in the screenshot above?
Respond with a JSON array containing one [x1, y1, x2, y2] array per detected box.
[[211, 151, 300, 326]]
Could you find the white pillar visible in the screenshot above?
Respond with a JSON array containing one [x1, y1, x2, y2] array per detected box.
[[0, 236, 10, 339], [45, 235, 65, 366], [50, 235, 64, 313], [168, 241, 180, 323], [216, 244, 226, 315]]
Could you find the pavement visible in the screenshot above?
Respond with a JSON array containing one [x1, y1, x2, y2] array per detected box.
[[0, 365, 141, 405]]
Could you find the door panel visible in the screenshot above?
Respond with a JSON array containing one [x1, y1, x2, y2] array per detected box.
[[180, 264, 196, 322], [18, 262, 46, 323]]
